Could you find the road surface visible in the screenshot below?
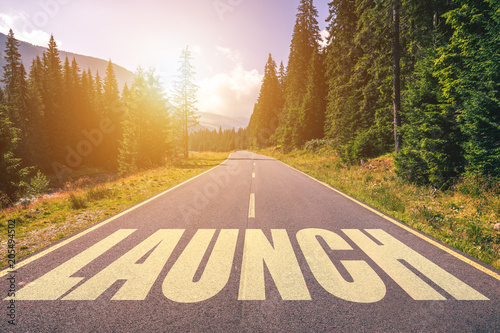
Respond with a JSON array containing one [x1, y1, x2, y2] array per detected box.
[[2, 151, 499, 332]]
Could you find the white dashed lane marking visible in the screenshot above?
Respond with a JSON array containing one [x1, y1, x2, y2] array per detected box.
[[248, 193, 255, 218]]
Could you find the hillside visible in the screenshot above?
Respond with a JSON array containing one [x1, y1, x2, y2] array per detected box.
[[0, 32, 134, 90], [0, 33, 249, 133], [195, 111, 249, 132]]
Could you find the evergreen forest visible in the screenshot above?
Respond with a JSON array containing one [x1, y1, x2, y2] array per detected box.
[[247, 0, 500, 189], [0, 31, 198, 205]]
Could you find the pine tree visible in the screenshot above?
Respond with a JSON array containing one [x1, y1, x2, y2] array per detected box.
[[248, 54, 284, 147], [172, 46, 199, 158], [0, 107, 28, 204], [101, 60, 123, 170], [189, 127, 247, 152], [80, 68, 94, 121], [324, 0, 394, 163], [349, 0, 394, 161], [1, 30, 45, 171], [118, 69, 142, 175], [395, 0, 460, 187], [12, 62, 29, 157], [119, 68, 172, 175], [396, 47, 464, 187], [1, 29, 23, 140], [278, 61, 286, 95], [62, 57, 78, 148], [297, 50, 327, 144], [42, 35, 65, 162], [393, 0, 402, 155], [79, 68, 101, 168], [30, 56, 44, 94], [276, 0, 320, 150], [103, 61, 120, 102], [83, 68, 98, 118], [324, 0, 360, 148], [435, 0, 500, 178], [26, 60, 50, 171], [122, 83, 130, 100], [14, 62, 42, 170], [94, 70, 104, 113], [69, 57, 87, 141], [1, 29, 22, 112]]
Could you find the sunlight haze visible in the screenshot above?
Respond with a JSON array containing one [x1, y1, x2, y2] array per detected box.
[[0, 0, 329, 118]]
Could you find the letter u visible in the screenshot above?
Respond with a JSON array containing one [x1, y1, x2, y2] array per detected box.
[[162, 229, 239, 303]]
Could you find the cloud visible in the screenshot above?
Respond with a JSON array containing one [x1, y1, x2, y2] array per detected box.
[[198, 62, 262, 119], [0, 12, 61, 47], [215, 45, 242, 64], [319, 28, 330, 48]]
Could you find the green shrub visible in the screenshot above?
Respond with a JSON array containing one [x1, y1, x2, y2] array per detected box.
[[26, 170, 49, 198], [69, 193, 87, 209]]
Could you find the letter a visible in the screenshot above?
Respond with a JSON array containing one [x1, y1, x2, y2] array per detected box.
[[13, 230, 135, 300], [64, 229, 184, 300]]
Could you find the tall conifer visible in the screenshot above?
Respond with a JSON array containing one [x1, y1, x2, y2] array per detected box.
[[276, 0, 320, 150], [248, 54, 284, 147], [26, 60, 49, 171], [172, 46, 199, 158], [297, 50, 327, 144], [0, 108, 28, 203], [102, 60, 123, 170], [119, 68, 172, 175], [42, 35, 65, 162], [1, 29, 22, 112], [437, 0, 500, 178]]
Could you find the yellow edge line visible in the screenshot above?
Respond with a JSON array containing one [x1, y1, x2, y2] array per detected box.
[[279, 160, 500, 281], [0, 162, 224, 278]]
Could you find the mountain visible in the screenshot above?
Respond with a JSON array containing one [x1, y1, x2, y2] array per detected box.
[[0, 32, 134, 90], [194, 112, 249, 132], [0, 33, 250, 131]]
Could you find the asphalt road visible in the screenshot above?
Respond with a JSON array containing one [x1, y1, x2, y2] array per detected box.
[[2, 151, 499, 332]]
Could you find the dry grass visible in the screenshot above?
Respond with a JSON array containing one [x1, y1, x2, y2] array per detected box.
[[260, 147, 500, 270]]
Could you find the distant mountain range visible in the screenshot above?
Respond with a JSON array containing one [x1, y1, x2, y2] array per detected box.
[[0, 32, 249, 131], [0, 32, 134, 90], [195, 112, 249, 132]]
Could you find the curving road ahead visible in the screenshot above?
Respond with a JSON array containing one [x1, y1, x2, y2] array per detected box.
[[2, 151, 499, 332]]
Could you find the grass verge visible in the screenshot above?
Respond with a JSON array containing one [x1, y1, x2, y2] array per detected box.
[[0, 152, 229, 268], [258, 147, 500, 270]]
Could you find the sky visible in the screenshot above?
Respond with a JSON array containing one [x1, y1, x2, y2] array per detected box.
[[0, 0, 330, 119]]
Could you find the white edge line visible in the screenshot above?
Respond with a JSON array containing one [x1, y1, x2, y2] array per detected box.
[[277, 159, 500, 281], [0, 162, 225, 278]]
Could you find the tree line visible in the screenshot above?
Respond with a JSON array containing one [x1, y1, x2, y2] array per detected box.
[[189, 127, 248, 152], [247, 0, 500, 188], [0, 30, 198, 204]]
